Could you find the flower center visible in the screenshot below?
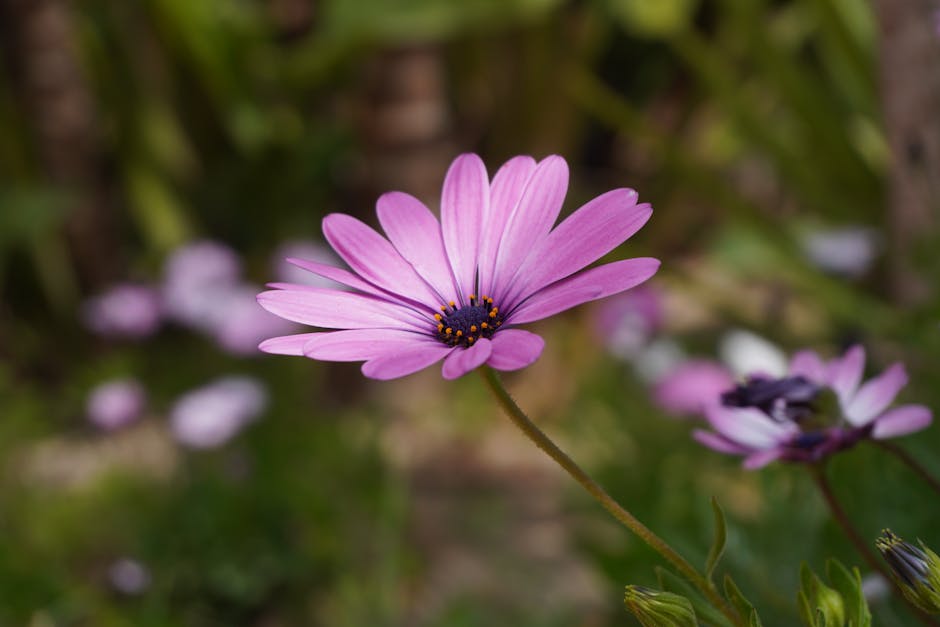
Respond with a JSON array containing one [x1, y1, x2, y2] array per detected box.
[[433, 295, 503, 348], [721, 375, 821, 423]]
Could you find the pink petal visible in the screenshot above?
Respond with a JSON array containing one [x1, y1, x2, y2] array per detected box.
[[486, 329, 545, 371], [743, 448, 785, 469], [257, 289, 422, 330], [284, 258, 387, 298], [259, 332, 322, 355], [323, 213, 440, 307], [361, 343, 452, 380], [478, 156, 537, 298], [441, 338, 493, 380], [871, 405, 933, 439], [506, 191, 651, 307], [441, 154, 489, 303], [376, 191, 458, 304], [705, 405, 798, 449], [826, 345, 865, 406], [845, 363, 908, 426], [653, 360, 734, 417], [693, 430, 752, 455], [303, 328, 432, 362], [789, 349, 827, 381], [491, 156, 569, 302], [508, 257, 660, 324]]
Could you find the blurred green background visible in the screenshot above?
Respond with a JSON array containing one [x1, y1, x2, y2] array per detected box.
[[1, 0, 939, 625]]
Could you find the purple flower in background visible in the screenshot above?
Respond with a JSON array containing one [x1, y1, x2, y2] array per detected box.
[[694, 345, 933, 468], [801, 226, 878, 279], [592, 285, 663, 358], [86, 378, 146, 431], [653, 360, 734, 417], [212, 284, 295, 356], [108, 558, 150, 595], [163, 240, 241, 330], [82, 284, 162, 339], [258, 153, 659, 380], [170, 376, 267, 449]]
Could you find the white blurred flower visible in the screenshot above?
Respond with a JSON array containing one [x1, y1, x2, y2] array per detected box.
[[86, 378, 146, 431], [170, 376, 267, 449], [163, 240, 242, 330], [801, 226, 878, 278], [720, 329, 787, 378]]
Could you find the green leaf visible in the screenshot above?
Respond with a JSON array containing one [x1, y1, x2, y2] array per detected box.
[[656, 567, 735, 627], [724, 575, 762, 627], [705, 496, 728, 583], [825, 560, 871, 627], [798, 562, 847, 627]]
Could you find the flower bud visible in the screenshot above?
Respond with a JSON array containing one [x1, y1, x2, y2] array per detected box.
[[876, 529, 940, 614], [624, 585, 697, 627]]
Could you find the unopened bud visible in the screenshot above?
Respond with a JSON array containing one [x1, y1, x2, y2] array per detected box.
[[876, 529, 940, 614], [624, 585, 697, 627]]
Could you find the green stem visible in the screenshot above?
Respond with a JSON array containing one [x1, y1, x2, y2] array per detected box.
[[809, 465, 939, 626], [479, 367, 743, 626], [872, 440, 940, 497]]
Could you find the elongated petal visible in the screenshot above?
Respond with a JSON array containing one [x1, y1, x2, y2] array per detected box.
[[441, 338, 493, 380], [285, 258, 387, 298], [478, 156, 537, 298], [441, 154, 488, 302], [491, 156, 569, 301], [789, 349, 827, 381], [508, 258, 660, 324], [827, 345, 865, 405], [257, 289, 421, 330], [743, 448, 785, 469], [376, 191, 457, 304], [872, 405, 932, 439], [693, 430, 752, 455], [362, 343, 452, 380], [845, 363, 908, 426], [508, 191, 650, 304], [323, 213, 439, 307], [303, 328, 432, 361], [705, 406, 798, 449], [486, 329, 545, 371], [259, 332, 322, 355]]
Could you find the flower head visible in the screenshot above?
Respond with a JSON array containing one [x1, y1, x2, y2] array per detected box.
[[258, 154, 658, 380], [876, 529, 940, 614], [170, 376, 267, 449], [86, 378, 147, 431], [82, 283, 162, 339], [694, 345, 932, 468]]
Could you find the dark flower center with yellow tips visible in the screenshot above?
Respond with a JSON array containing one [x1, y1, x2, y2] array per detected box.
[[434, 295, 503, 348]]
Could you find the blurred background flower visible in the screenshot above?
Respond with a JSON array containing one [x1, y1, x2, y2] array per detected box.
[[1, 0, 939, 624]]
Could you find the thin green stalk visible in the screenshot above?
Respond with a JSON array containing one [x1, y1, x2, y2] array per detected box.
[[872, 440, 940, 497], [479, 367, 743, 626], [809, 465, 940, 626]]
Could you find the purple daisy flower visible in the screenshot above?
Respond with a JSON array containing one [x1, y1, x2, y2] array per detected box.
[[694, 345, 933, 469], [258, 153, 659, 380]]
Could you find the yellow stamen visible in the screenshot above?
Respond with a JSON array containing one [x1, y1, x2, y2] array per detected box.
[[468, 336, 475, 343], [434, 313, 442, 321], [470, 325, 477, 333], [437, 323, 444, 331], [448, 300, 456, 308], [456, 330, 463, 337], [489, 310, 497, 318], [440, 306, 447, 312], [445, 327, 452, 335], [469, 294, 476, 301], [481, 322, 488, 329]]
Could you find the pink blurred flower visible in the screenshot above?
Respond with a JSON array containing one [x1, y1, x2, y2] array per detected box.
[[694, 345, 933, 468], [258, 153, 659, 380], [170, 376, 267, 449], [212, 284, 295, 356], [82, 284, 162, 339], [86, 378, 147, 431], [163, 240, 241, 330], [108, 558, 150, 595], [653, 360, 734, 417], [801, 226, 878, 279], [593, 284, 663, 358]]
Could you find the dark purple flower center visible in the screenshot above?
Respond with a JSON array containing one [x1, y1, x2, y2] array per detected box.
[[721, 375, 821, 423], [877, 530, 934, 589], [434, 295, 503, 348]]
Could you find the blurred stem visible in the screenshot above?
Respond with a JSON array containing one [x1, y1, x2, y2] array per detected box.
[[872, 440, 940, 497], [809, 464, 940, 626], [479, 367, 744, 627]]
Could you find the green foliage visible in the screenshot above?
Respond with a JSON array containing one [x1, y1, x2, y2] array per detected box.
[[797, 561, 871, 627]]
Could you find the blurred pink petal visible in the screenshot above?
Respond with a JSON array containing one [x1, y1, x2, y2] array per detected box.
[[653, 360, 733, 417]]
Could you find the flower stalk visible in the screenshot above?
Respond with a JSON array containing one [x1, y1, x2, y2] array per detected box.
[[480, 366, 743, 626]]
